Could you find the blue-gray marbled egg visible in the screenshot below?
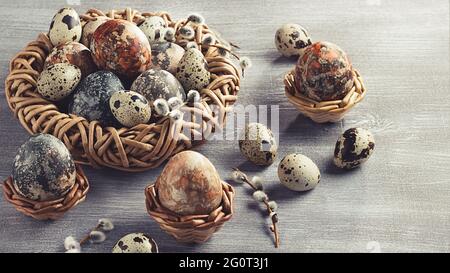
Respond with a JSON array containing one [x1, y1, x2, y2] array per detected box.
[[131, 69, 185, 104], [69, 70, 124, 125], [334, 128, 375, 169], [112, 233, 158, 253], [139, 16, 167, 44], [151, 42, 185, 74], [176, 48, 211, 91], [49, 7, 82, 47], [37, 63, 81, 101], [110, 90, 151, 127], [12, 134, 76, 201]]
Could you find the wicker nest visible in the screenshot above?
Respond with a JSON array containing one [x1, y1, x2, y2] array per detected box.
[[145, 181, 234, 243], [284, 69, 366, 123], [2, 165, 89, 220], [5, 8, 241, 172]]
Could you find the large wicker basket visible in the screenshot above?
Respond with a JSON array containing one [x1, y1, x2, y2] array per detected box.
[[5, 8, 241, 172], [284, 69, 366, 123], [145, 181, 234, 243]]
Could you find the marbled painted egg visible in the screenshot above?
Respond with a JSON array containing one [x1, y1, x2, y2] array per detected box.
[[151, 42, 185, 74], [12, 134, 76, 201], [131, 69, 185, 103], [176, 48, 210, 91], [110, 90, 151, 127], [295, 41, 354, 101], [91, 19, 152, 79], [275, 23, 312, 57], [69, 70, 124, 125], [334, 128, 375, 169], [81, 16, 111, 48], [37, 63, 81, 101], [139, 16, 167, 44], [156, 151, 223, 216], [278, 153, 320, 192], [49, 7, 82, 47], [239, 123, 278, 166], [45, 42, 97, 78], [112, 233, 158, 253]]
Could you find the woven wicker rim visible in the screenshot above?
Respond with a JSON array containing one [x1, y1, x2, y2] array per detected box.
[[284, 69, 366, 123], [2, 164, 89, 220], [5, 8, 241, 172], [145, 181, 234, 243]]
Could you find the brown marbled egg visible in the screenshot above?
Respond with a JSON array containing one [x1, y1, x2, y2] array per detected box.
[[81, 16, 111, 48], [156, 151, 223, 216], [151, 42, 185, 74], [45, 42, 97, 78], [91, 19, 152, 79], [294, 41, 354, 101]]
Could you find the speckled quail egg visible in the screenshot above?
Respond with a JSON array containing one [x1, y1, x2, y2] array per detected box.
[[49, 7, 82, 47], [131, 68, 185, 104], [278, 153, 320, 192], [275, 23, 312, 57], [37, 63, 81, 101], [109, 90, 151, 127], [151, 42, 185, 74], [112, 233, 158, 253], [69, 70, 124, 125], [12, 134, 76, 201], [334, 128, 375, 169], [176, 48, 211, 91], [139, 16, 167, 44], [239, 123, 278, 166], [81, 16, 111, 48]]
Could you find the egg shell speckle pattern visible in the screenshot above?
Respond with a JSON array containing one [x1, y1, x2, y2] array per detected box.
[[275, 23, 312, 57], [12, 134, 76, 201], [334, 128, 375, 169], [176, 48, 211, 91], [49, 8, 82, 47], [37, 63, 81, 101], [110, 90, 151, 127], [139, 16, 167, 44], [278, 153, 321, 192], [151, 42, 185, 74], [81, 16, 111, 48], [131, 69, 185, 103], [239, 123, 278, 166], [69, 70, 124, 125], [112, 233, 158, 253]]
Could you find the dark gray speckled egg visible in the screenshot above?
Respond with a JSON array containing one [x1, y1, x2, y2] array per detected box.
[[12, 134, 76, 201], [151, 42, 185, 74], [334, 128, 375, 169], [112, 233, 158, 253]]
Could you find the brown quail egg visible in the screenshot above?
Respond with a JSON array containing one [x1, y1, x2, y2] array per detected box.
[[239, 123, 278, 166], [112, 233, 158, 253], [12, 134, 76, 201], [139, 16, 167, 44], [275, 23, 312, 57], [176, 48, 211, 91], [49, 7, 82, 47], [278, 153, 320, 192], [334, 128, 375, 169], [131, 69, 185, 104], [37, 63, 81, 101], [109, 90, 151, 128], [81, 16, 111, 48], [151, 42, 185, 74]]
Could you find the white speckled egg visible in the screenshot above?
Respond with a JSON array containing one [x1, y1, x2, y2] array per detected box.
[[49, 7, 82, 47], [139, 16, 167, 44], [176, 48, 211, 91], [37, 63, 81, 101], [12, 134, 76, 201], [275, 23, 312, 57], [239, 123, 278, 166], [278, 153, 320, 192], [81, 16, 111, 48], [334, 128, 375, 169], [151, 42, 185, 74], [112, 233, 158, 253], [110, 90, 151, 127]]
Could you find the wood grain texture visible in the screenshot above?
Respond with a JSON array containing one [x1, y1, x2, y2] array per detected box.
[[0, 0, 449, 253]]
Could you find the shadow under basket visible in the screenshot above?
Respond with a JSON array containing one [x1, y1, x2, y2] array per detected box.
[[2, 165, 89, 220], [284, 69, 367, 123], [145, 181, 234, 243]]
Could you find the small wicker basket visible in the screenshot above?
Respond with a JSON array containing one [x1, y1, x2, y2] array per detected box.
[[284, 69, 367, 123], [145, 181, 234, 243], [2, 165, 89, 220]]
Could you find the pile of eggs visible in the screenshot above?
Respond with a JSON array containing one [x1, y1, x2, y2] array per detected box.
[[38, 7, 214, 128]]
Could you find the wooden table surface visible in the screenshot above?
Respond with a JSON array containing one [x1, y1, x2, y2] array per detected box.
[[0, 0, 449, 253]]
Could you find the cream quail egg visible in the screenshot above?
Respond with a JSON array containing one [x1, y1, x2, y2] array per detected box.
[[334, 128, 375, 169], [278, 153, 320, 192], [49, 7, 82, 47], [139, 16, 167, 44], [151, 42, 185, 74], [112, 233, 158, 253], [109, 90, 151, 127], [176, 48, 211, 91], [239, 123, 278, 166], [81, 16, 110, 48], [275, 23, 312, 57], [37, 63, 81, 101]]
